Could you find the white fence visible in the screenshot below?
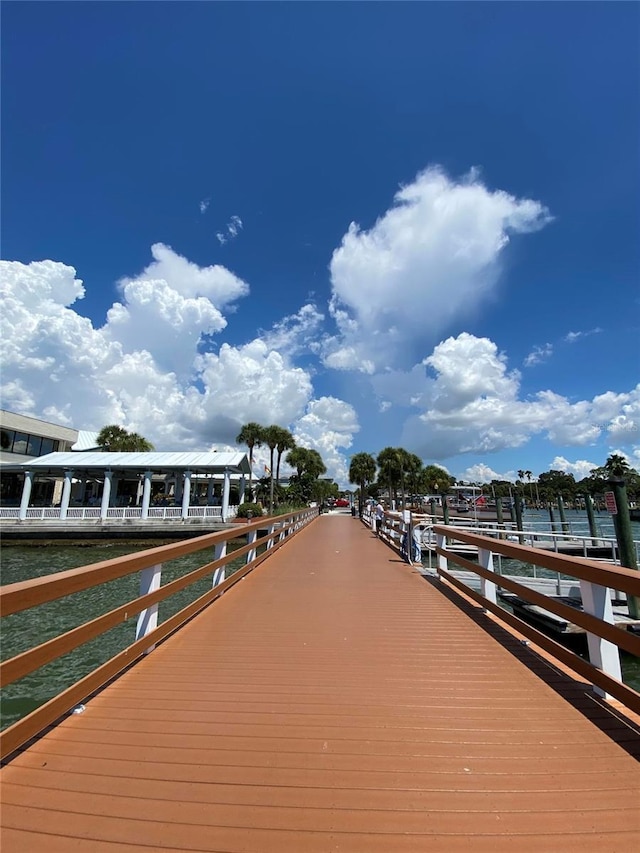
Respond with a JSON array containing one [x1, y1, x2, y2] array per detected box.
[[0, 505, 233, 522]]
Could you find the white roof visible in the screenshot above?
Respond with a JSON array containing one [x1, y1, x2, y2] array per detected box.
[[6, 451, 251, 475], [71, 430, 101, 451]]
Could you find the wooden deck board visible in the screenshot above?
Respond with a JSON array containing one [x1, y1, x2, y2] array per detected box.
[[2, 515, 639, 851]]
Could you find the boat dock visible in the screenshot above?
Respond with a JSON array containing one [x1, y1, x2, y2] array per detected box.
[[1, 514, 639, 850]]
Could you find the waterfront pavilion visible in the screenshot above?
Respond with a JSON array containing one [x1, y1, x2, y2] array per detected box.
[[4, 451, 252, 524]]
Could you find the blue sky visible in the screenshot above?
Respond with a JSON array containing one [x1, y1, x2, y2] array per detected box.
[[2, 1, 639, 488]]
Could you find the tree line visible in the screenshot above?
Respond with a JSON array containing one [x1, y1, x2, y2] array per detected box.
[[96, 424, 638, 516], [348, 448, 639, 517], [235, 422, 331, 513]]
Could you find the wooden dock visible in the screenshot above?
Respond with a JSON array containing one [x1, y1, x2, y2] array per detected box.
[[1, 515, 639, 850]]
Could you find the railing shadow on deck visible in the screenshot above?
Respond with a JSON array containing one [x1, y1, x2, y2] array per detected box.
[[360, 508, 640, 720], [0, 507, 318, 763], [419, 572, 640, 761]]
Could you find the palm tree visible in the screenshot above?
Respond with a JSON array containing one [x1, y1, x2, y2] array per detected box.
[[377, 447, 402, 505], [348, 452, 377, 518], [517, 469, 527, 507], [604, 454, 632, 479], [235, 422, 265, 500], [404, 453, 424, 506], [274, 427, 296, 489], [303, 449, 327, 480], [286, 446, 311, 479], [284, 447, 328, 505], [524, 470, 533, 506], [96, 425, 154, 451], [422, 464, 451, 494], [262, 425, 281, 514]]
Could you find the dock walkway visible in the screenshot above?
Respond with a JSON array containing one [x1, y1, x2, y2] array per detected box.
[[2, 515, 639, 851]]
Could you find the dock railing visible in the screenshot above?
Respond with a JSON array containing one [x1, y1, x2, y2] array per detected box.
[[360, 507, 640, 714], [432, 524, 640, 713], [0, 506, 318, 760]]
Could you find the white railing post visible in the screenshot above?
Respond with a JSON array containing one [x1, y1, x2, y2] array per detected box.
[[478, 548, 497, 606], [579, 579, 622, 696], [436, 531, 448, 576], [136, 563, 163, 652], [212, 541, 227, 587], [247, 528, 258, 564], [266, 522, 277, 549]]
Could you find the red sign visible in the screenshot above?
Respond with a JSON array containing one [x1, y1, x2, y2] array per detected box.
[[604, 491, 617, 514]]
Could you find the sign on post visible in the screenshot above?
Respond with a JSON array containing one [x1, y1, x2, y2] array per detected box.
[[604, 491, 617, 514]]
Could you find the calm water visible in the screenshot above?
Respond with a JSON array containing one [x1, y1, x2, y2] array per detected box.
[[0, 539, 250, 730]]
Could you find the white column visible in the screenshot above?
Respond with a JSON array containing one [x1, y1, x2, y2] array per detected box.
[[111, 476, 119, 508], [181, 471, 192, 519], [141, 470, 153, 519], [101, 471, 113, 519], [221, 468, 231, 521], [239, 474, 246, 505], [60, 470, 73, 519], [19, 471, 34, 520]]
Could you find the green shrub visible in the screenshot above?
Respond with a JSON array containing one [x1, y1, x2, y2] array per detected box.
[[236, 502, 264, 518]]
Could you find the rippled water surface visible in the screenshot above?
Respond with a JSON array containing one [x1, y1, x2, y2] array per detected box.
[[1, 540, 248, 729]]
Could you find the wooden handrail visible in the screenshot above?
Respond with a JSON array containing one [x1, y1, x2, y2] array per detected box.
[[428, 523, 640, 714], [0, 507, 317, 760], [433, 524, 640, 595], [0, 514, 287, 617], [442, 547, 640, 658], [0, 522, 297, 688], [364, 511, 640, 707]]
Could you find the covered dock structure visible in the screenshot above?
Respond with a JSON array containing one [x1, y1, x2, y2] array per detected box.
[[3, 451, 252, 524]]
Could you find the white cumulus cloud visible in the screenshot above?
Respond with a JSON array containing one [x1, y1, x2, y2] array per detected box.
[[0, 250, 361, 466], [548, 456, 600, 480], [325, 166, 552, 372], [102, 243, 249, 378], [392, 334, 638, 465], [292, 397, 359, 486]]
